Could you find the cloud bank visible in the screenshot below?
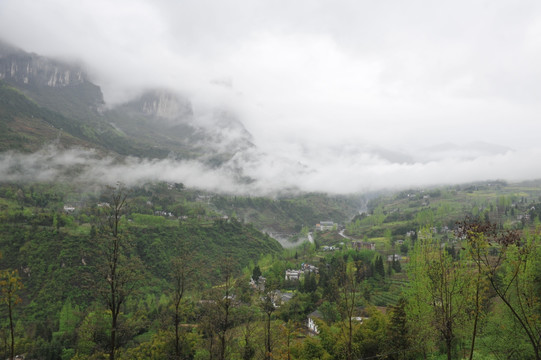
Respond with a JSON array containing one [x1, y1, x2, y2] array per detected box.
[[2, 145, 541, 195]]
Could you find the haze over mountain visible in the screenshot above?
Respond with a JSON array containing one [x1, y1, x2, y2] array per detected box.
[[1, 0, 541, 194]]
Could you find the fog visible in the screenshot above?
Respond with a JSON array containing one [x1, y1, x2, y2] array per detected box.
[[1, 1, 541, 193], [2, 144, 541, 195]]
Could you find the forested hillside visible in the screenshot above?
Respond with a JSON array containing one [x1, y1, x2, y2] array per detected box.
[[1, 180, 541, 359], [0, 182, 283, 358], [0, 82, 104, 152], [0, 41, 256, 165], [211, 193, 362, 235]]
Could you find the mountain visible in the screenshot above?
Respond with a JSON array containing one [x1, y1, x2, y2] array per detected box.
[[0, 41, 254, 164], [0, 81, 106, 152], [107, 89, 254, 164], [0, 41, 105, 122], [416, 142, 512, 162]]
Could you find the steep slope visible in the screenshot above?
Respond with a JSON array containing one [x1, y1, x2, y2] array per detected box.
[[107, 89, 255, 164], [0, 41, 105, 123], [0, 81, 107, 152], [212, 192, 363, 234], [0, 41, 256, 166], [0, 43, 153, 156]]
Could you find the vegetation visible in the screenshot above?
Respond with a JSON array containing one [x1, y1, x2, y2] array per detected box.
[[211, 193, 361, 234], [4, 45, 541, 358], [1, 180, 541, 359]]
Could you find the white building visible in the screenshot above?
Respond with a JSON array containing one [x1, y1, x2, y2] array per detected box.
[[307, 317, 319, 334], [285, 269, 302, 281], [316, 221, 335, 231]]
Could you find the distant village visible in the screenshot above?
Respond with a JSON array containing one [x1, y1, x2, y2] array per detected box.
[[245, 219, 407, 335]]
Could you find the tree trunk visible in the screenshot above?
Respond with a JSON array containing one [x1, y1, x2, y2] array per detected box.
[[8, 300, 14, 360], [491, 277, 540, 360], [219, 300, 229, 360], [469, 274, 480, 360], [348, 316, 353, 360], [265, 313, 271, 360], [175, 309, 180, 359], [110, 312, 116, 360], [110, 257, 117, 360]]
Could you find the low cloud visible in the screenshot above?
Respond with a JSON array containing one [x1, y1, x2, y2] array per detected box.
[[2, 144, 541, 195], [1, 1, 541, 193], [2, 0, 541, 153]]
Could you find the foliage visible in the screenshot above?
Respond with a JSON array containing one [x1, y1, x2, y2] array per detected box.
[[2, 180, 541, 358], [459, 219, 541, 360], [407, 228, 473, 360], [0, 269, 23, 360]]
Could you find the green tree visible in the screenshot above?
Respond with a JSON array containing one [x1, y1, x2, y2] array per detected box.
[[252, 265, 262, 283], [458, 221, 490, 360], [319, 301, 341, 324], [300, 337, 326, 360], [53, 298, 81, 356], [277, 320, 297, 360], [415, 209, 434, 228], [235, 305, 258, 360], [387, 298, 410, 360], [355, 307, 388, 359], [407, 228, 471, 360], [392, 257, 402, 273], [303, 272, 317, 293], [374, 256, 385, 279], [76, 310, 110, 357]]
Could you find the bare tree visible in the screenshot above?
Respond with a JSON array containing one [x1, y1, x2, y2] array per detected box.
[[459, 219, 541, 360], [171, 247, 194, 359], [0, 270, 23, 360], [337, 260, 359, 360], [199, 259, 237, 360], [261, 292, 276, 360], [96, 184, 143, 360], [280, 320, 297, 360], [235, 304, 257, 360], [219, 275, 232, 359], [199, 301, 218, 360]]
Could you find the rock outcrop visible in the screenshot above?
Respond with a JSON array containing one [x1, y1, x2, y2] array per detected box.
[[0, 44, 86, 88]]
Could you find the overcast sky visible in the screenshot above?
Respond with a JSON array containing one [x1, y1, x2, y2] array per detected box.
[[1, 0, 541, 193]]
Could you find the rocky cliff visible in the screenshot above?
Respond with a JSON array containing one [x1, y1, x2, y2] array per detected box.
[[0, 40, 105, 119], [0, 41, 87, 88], [0, 41, 255, 166], [137, 89, 193, 120]]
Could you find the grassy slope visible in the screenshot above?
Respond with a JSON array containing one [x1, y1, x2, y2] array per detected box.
[[0, 82, 100, 152], [211, 193, 363, 234], [0, 80, 174, 158], [0, 182, 283, 322], [345, 181, 541, 241]]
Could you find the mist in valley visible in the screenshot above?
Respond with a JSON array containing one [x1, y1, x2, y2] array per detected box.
[[1, 0, 541, 194]]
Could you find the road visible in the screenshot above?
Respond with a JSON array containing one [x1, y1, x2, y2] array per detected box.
[[339, 229, 350, 239]]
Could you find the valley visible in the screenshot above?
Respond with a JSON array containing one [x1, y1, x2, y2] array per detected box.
[[1, 179, 541, 359], [1, 39, 541, 360]]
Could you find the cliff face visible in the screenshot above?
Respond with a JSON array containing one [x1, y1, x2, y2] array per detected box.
[[0, 42, 255, 165], [137, 90, 193, 120], [0, 50, 86, 88], [0, 42, 105, 119]]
